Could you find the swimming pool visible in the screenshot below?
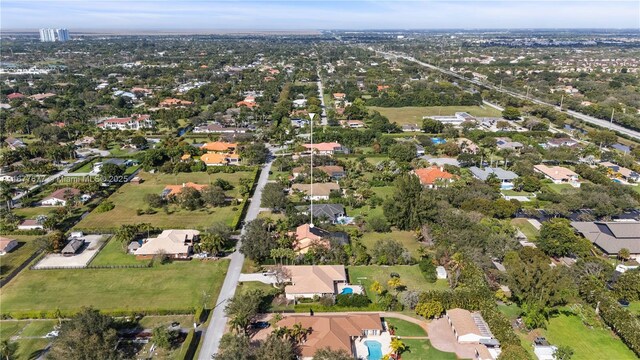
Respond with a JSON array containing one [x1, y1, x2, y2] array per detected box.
[[340, 287, 353, 295], [364, 340, 383, 360]]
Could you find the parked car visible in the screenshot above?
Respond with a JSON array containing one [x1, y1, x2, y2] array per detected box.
[[250, 321, 270, 329]]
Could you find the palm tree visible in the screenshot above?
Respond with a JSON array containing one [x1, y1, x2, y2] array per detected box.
[[0, 182, 13, 211], [389, 338, 407, 358], [0, 339, 18, 360]]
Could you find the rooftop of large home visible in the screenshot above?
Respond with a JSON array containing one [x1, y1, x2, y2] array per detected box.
[[162, 182, 207, 197], [414, 165, 457, 186], [533, 164, 579, 181], [201, 141, 238, 152], [469, 167, 518, 181], [283, 264, 347, 295], [290, 182, 340, 197], [571, 221, 640, 255]]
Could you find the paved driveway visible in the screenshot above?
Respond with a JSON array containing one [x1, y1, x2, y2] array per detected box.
[[238, 273, 277, 284]]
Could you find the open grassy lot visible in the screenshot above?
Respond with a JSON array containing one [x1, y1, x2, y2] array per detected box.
[[511, 218, 540, 240], [0, 235, 42, 280], [0, 320, 57, 360], [348, 265, 449, 302], [370, 106, 502, 126], [542, 313, 636, 360], [360, 230, 423, 259], [75, 170, 255, 230], [0, 260, 229, 314], [89, 236, 146, 266], [545, 183, 578, 194], [401, 339, 457, 360], [137, 315, 194, 329], [385, 318, 426, 337], [628, 301, 640, 315]]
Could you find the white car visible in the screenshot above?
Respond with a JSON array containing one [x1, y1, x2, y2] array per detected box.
[[45, 331, 59, 338]]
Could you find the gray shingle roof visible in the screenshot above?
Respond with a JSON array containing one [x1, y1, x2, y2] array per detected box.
[[469, 167, 518, 181], [571, 221, 640, 254]]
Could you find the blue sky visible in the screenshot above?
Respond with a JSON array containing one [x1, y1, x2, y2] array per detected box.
[[2, 1, 639, 30]]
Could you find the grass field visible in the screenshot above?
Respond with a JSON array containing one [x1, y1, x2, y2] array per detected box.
[[75, 170, 255, 230], [89, 236, 146, 266], [370, 106, 502, 126], [0, 320, 57, 360], [0, 235, 42, 279], [401, 339, 457, 360], [543, 313, 636, 360], [546, 183, 578, 194], [628, 301, 640, 315], [511, 218, 540, 240], [360, 230, 423, 258], [348, 265, 449, 302], [0, 260, 230, 314], [385, 318, 426, 337]]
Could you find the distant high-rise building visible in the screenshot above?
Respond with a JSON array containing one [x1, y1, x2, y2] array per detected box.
[[39, 28, 70, 42]]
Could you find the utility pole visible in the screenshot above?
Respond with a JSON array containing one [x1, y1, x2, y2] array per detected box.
[[560, 94, 564, 111], [610, 109, 615, 125]]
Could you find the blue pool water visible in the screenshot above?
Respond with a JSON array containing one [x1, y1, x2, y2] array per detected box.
[[613, 179, 622, 183], [431, 137, 447, 145], [364, 340, 383, 360], [340, 287, 353, 295]]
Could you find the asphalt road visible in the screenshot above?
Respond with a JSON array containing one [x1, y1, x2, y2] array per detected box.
[[197, 151, 276, 360], [374, 49, 640, 141], [11, 157, 88, 203], [316, 71, 328, 126]]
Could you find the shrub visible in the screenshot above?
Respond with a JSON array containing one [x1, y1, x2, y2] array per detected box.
[[335, 293, 371, 308], [94, 201, 115, 213], [418, 257, 437, 283]]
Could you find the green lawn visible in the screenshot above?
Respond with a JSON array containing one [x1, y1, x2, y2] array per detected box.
[[0, 260, 230, 314], [501, 190, 534, 197], [348, 265, 449, 302], [628, 301, 640, 315], [511, 218, 539, 240], [137, 315, 194, 330], [369, 106, 502, 126], [545, 183, 578, 194], [19, 320, 57, 337], [385, 318, 426, 337], [0, 235, 42, 280], [13, 338, 50, 360], [75, 170, 255, 230], [371, 186, 395, 199], [0, 320, 56, 360], [360, 230, 424, 258], [0, 321, 23, 339], [401, 339, 458, 360], [71, 159, 99, 173], [497, 303, 523, 321], [89, 236, 147, 266], [543, 313, 637, 360]]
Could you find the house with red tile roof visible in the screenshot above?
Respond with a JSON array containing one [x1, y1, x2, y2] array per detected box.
[[413, 165, 457, 188], [7, 93, 25, 100], [162, 182, 207, 197], [302, 142, 346, 155], [159, 98, 193, 107], [97, 114, 153, 131]]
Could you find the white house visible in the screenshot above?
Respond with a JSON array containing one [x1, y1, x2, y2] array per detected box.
[[446, 308, 495, 344], [97, 114, 153, 131], [41, 188, 81, 206], [18, 219, 44, 230], [0, 237, 18, 255]]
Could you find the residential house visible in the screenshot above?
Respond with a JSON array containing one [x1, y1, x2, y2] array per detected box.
[[283, 265, 347, 299], [457, 138, 479, 154], [41, 187, 82, 206], [200, 153, 240, 166], [18, 220, 43, 230], [28, 93, 56, 102], [571, 221, 640, 257], [97, 114, 153, 131], [162, 182, 207, 198], [61, 239, 84, 256], [193, 123, 247, 134], [340, 119, 365, 128], [293, 99, 307, 108], [533, 338, 557, 360], [74, 136, 96, 147], [292, 166, 346, 180], [5, 137, 26, 150], [445, 309, 500, 359], [402, 124, 421, 132], [159, 98, 193, 107], [134, 229, 200, 259], [413, 166, 457, 189], [546, 137, 579, 148], [430, 112, 477, 126], [92, 158, 135, 173], [0, 237, 18, 255], [469, 167, 519, 190], [277, 314, 383, 360], [302, 142, 346, 156], [291, 183, 340, 201], [534, 165, 580, 187], [332, 93, 346, 101], [415, 144, 425, 156], [6, 92, 25, 100], [295, 204, 346, 224], [291, 118, 309, 128], [600, 161, 640, 183], [201, 142, 238, 153], [0, 171, 23, 183], [495, 137, 523, 151]]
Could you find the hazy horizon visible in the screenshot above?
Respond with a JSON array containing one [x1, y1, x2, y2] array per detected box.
[[2, 1, 639, 31]]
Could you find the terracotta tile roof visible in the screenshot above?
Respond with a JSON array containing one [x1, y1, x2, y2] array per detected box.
[[159, 98, 193, 107], [277, 314, 382, 358], [44, 187, 80, 201], [291, 183, 340, 197], [303, 142, 342, 152], [533, 165, 579, 181], [289, 224, 331, 253], [200, 153, 228, 165], [163, 182, 207, 197], [283, 265, 346, 294], [414, 166, 456, 185], [7, 93, 24, 100], [201, 141, 237, 152]]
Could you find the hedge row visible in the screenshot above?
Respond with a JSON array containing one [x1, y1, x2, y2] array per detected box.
[[0, 229, 46, 236], [1, 308, 196, 320], [293, 303, 381, 313], [178, 329, 200, 360], [593, 294, 640, 357]]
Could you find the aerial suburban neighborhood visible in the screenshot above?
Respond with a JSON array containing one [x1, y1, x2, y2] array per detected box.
[[1, 3, 640, 360]]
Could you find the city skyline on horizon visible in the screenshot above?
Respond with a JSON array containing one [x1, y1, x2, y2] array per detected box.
[[2, 1, 639, 31]]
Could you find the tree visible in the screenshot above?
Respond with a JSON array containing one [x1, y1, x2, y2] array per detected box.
[[415, 300, 444, 319], [177, 186, 203, 210], [99, 162, 125, 183], [48, 307, 120, 360], [272, 264, 292, 289], [130, 135, 148, 149], [254, 333, 296, 360], [366, 215, 390, 233], [538, 218, 586, 257], [241, 143, 269, 165], [387, 277, 405, 295], [388, 142, 416, 163], [313, 348, 353, 360], [152, 326, 178, 349], [389, 338, 407, 358], [201, 185, 226, 207], [261, 183, 288, 210], [618, 248, 631, 262], [588, 130, 617, 148], [371, 239, 412, 265], [0, 339, 18, 360], [383, 174, 432, 230], [214, 333, 254, 360], [144, 193, 165, 208], [370, 281, 384, 301], [502, 106, 521, 120], [225, 289, 264, 335], [554, 345, 574, 360], [498, 344, 531, 360], [240, 218, 277, 262], [422, 118, 444, 133]]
